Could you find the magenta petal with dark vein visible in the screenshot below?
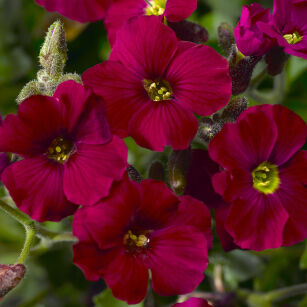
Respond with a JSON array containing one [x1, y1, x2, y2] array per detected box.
[[165, 0, 197, 22]]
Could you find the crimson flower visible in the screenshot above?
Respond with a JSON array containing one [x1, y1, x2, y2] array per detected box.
[[234, 3, 274, 56], [73, 175, 212, 304], [173, 298, 212, 307], [0, 117, 10, 179], [209, 104, 307, 251], [105, 0, 197, 45], [83, 16, 231, 151], [34, 0, 111, 23], [258, 0, 307, 59], [0, 81, 127, 222]]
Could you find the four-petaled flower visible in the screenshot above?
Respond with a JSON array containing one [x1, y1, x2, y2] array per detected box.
[[209, 104, 307, 251], [83, 16, 232, 151], [0, 81, 128, 222], [73, 175, 212, 304]]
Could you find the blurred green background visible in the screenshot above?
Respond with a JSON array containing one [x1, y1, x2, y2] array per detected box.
[[0, 0, 306, 306]]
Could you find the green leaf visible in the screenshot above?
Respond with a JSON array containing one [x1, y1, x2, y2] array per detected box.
[[94, 288, 144, 307]]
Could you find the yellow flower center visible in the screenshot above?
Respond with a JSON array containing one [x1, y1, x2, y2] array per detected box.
[[47, 136, 74, 163], [145, 0, 166, 16], [143, 79, 172, 101], [283, 31, 303, 44], [123, 230, 150, 250], [252, 161, 280, 194]]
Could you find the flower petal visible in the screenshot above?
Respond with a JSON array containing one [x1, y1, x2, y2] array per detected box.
[[128, 100, 198, 151], [165, 0, 197, 22], [148, 226, 208, 296], [226, 193, 289, 251], [103, 252, 149, 304], [2, 157, 77, 222], [83, 61, 146, 138], [64, 137, 128, 205], [0, 96, 64, 157], [166, 42, 232, 116], [111, 15, 178, 78]]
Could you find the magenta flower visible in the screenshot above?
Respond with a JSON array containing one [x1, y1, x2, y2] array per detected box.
[[173, 298, 212, 307], [209, 104, 307, 251], [73, 175, 212, 304], [34, 0, 111, 23], [234, 3, 274, 56], [105, 0, 197, 45], [0, 81, 127, 222], [83, 16, 231, 151], [0, 117, 10, 179], [258, 0, 307, 59]]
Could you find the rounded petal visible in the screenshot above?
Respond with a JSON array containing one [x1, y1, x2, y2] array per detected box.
[[171, 195, 213, 249], [128, 100, 198, 151], [72, 175, 140, 249], [111, 15, 178, 78], [2, 157, 77, 222], [166, 42, 232, 116], [0, 153, 10, 179], [0, 96, 64, 157], [268, 105, 307, 165], [226, 193, 289, 251], [165, 0, 197, 22], [105, 0, 146, 46], [35, 0, 111, 22], [83, 61, 146, 138], [148, 226, 208, 296], [54, 80, 112, 144], [64, 137, 128, 206], [138, 180, 179, 227], [209, 105, 278, 170], [103, 252, 149, 304]]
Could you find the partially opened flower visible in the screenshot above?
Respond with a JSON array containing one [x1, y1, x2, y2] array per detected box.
[[83, 16, 231, 151], [234, 3, 274, 56], [0, 81, 127, 222], [73, 175, 212, 304], [173, 297, 212, 307], [257, 0, 307, 59], [34, 0, 111, 23], [105, 0, 197, 45], [209, 104, 307, 251]]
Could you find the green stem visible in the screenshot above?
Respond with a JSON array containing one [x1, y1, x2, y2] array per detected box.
[[268, 283, 307, 302], [0, 200, 76, 263]]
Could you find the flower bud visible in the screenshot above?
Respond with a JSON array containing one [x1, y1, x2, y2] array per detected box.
[[39, 20, 67, 77], [168, 149, 191, 195], [221, 97, 248, 122], [218, 22, 235, 56], [229, 46, 261, 95], [0, 264, 26, 298], [58, 73, 82, 84], [168, 20, 209, 44], [16, 81, 39, 104], [198, 118, 223, 143], [265, 45, 289, 76], [148, 161, 165, 181]]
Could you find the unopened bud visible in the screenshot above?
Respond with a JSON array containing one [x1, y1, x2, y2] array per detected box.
[[127, 165, 143, 183], [218, 22, 235, 56], [148, 161, 164, 181], [58, 73, 82, 84], [16, 81, 39, 104], [229, 46, 261, 95], [198, 118, 223, 143], [265, 45, 289, 76], [168, 20, 209, 44], [168, 149, 191, 195], [0, 264, 26, 298], [39, 20, 67, 77], [221, 97, 248, 122]]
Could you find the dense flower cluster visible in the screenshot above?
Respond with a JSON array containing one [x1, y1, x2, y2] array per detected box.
[[235, 0, 307, 59], [0, 0, 306, 304]]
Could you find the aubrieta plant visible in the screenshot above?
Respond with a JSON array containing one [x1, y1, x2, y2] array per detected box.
[[0, 0, 306, 306]]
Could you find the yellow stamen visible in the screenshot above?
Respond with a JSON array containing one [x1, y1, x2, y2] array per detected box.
[[145, 0, 166, 16], [47, 136, 74, 163], [143, 79, 172, 102], [283, 31, 303, 44]]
